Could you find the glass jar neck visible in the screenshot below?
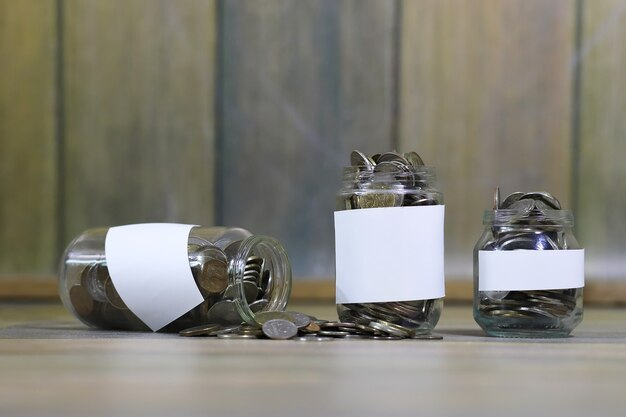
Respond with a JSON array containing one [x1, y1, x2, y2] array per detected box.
[[340, 165, 439, 190], [483, 209, 574, 228], [228, 235, 292, 325]]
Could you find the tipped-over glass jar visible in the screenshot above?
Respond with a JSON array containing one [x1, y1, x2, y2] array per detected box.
[[59, 224, 291, 332], [334, 150, 445, 337], [474, 190, 584, 338]]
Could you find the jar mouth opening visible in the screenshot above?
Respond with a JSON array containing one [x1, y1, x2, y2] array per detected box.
[[341, 165, 438, 188], [342, 165, 437, 180], [229, 235, 292, 325], [484, 209, 575, 227]]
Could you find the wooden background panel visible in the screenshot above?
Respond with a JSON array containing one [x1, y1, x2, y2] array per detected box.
[[219, 0, 397, 278], [0, 0, 58, 275], [62, 0, 216, 245], [577, 0, 626, 281], [398, 0, 576, 279]]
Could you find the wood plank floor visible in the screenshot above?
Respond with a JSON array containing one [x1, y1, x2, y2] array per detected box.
[[0, 302, 625, 417]]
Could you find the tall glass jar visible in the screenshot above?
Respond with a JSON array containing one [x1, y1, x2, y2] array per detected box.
[[474, 193, 584, 338], [59, 224, 291, 332], [334, 151, 445, 337]]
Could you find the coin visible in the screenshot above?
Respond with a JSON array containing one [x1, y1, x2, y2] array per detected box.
[[293, 336, 334, 342], [499, 191, 524, 209], [350, 150, 375, 170], [248, 299, 269, 313], [262, 319, 298, 340], [207, 300, 241, 325], [519, 191, 561, 209], [354, 193, 398, 208], [198, 259, 228, 294], [410, 334, 443, 340], [368, 320, 412, 337], [217, 333, 258, 339], [104, 277, 127, 310], [69, 285, 95, 317], [179, 323, 223, 337], [285, 311, 312, 328], [80, 264, 109, 303], [254, 311, 295, 326], [493, 187, 500, 211], [404, 151, 425, 168], [301, 322, 321, 333], [318, 330, 350, 338], [376, 151, 409, 165]]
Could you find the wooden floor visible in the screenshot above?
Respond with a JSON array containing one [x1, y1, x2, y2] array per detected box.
[[0, 302, 625, 417]]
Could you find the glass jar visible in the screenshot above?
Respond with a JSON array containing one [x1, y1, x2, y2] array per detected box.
[[59, 224, 291, 332], [334, 151, 445, 337], [473, 193, 584, 337]]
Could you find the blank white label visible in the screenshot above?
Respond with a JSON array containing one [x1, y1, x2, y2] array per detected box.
[[105, 223, 204, 331], [334, 206, 445, 304], [478, 249, 585, 291]]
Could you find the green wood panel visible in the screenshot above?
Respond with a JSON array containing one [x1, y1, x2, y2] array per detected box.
[[62, 0, 216, 243], [219, 0, 397, 278], [0, 0, 58, 275], [398, 0, 576, 278], [577, 0, 626, 280]]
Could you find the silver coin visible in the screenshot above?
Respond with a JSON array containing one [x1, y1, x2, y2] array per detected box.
[[293, 336, 334, 342], [248, 299, 269, 313], [318, 330, 351, 338], [410, 334, 443, 340], [350, 150, 375, 170], [368, 320, 411, 337], [246, 256, 264, 266], [179, 323, 222, 337], [217, 333, 259, 339], [211, 325, 242, 336], [254, 311, 295, 325], [519, 191, 561, 209], [262, 319, 298, 340], [403, 151, 425, 168], [376, 151, 409, 165], [493, 186, 500, 210], [371, 336, 403, 340], [285, 311, 312, 328], [499, 191, 525, 209], [206, 300, 241, 325]]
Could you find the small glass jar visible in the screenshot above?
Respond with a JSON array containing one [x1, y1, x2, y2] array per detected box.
[[334, 151, 445, 336], [474, 204, 584, 338], [59, 225, 291, 332]]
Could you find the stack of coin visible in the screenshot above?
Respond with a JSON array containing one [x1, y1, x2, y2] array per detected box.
[[179, 310, 443, 341], [479, 189, 581, 321], [68, 263, 149, 331], [336, 150, 444, 335]]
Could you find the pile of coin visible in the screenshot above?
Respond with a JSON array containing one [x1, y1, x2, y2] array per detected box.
[[179, 311, 442, 341], [336, 150, 443, 335], [479, 189, 580, 320], [67, 241, 274, 332]]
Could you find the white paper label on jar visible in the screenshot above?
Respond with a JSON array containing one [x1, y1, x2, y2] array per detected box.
[[478, 249, 585, 291], [105, 223, 204, 331], [334, 205, 445, 304]]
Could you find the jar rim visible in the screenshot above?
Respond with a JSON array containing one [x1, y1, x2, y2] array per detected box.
[[341, 165, 438, 188], [483, 209, 575, 226], [229, 235, 292, 325]]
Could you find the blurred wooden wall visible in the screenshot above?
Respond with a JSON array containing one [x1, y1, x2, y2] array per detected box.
[[1, 0, 625, 302]]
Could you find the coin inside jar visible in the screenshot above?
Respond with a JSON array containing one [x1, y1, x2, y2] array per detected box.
[[69, 285, 95, 318], [104, 277, 127, 310]]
